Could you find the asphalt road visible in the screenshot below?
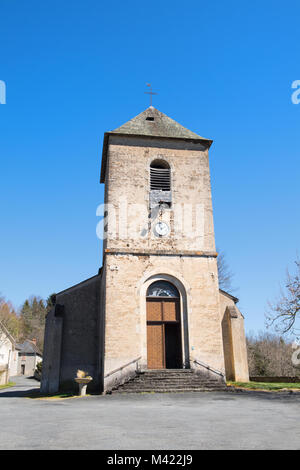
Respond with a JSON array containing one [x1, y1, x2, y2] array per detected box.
[[1, 376, 300, 450]]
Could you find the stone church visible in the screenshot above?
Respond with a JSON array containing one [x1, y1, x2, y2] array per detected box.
[[41, 107, 249, 394]]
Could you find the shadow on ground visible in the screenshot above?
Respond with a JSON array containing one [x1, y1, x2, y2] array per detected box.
[[0, 376, 41, 398], [0, 388, 41, 398]]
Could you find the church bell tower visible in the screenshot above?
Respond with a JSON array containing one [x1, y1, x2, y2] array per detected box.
[[41, 105, 249, 395], [100, 106, 228, 390]]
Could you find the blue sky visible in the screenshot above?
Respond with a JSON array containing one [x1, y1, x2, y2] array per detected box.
[[0, 0, 300, 335]]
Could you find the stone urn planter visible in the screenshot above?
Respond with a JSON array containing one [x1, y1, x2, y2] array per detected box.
[[75, 370, 93, 396]]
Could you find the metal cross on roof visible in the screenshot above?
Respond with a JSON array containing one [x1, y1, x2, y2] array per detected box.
[[145, 83, 157, 106]]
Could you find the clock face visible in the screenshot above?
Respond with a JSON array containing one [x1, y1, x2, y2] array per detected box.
[[154, 221, 169, 237]]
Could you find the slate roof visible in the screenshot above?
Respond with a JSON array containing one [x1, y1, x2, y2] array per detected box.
[[111, 106, 210, 141], [100, 106, 212, 182], [219, 289, 239, 304], [16, 340, 42, 356]]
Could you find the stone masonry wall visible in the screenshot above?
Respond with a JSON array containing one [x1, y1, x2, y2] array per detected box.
[[102, 135, 225, 384], [104, 135, 216, 253], [103, 253, 225, 379], [56, 275, 102, 391], [220, 292, 249, 382]]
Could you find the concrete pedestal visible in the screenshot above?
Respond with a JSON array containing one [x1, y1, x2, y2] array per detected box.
[[75, 378, 92, 396]]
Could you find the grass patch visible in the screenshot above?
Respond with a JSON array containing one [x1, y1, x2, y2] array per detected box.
[[27, 390, 80, 400], [0, 382, 15, 390], [227, 381, 300, 391]]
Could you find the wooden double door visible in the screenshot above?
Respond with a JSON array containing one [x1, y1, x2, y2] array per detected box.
[[146, 298, 182, 369]]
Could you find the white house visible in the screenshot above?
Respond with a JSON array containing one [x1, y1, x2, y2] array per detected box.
[[0, 322, 17, 385]]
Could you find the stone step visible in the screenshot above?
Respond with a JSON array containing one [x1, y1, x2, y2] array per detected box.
[[132, 376, 220, 383], [126, 381, 221, 387], [119, 382, 226, 388], [140, 369, 194, 372], [137, 375, 201, 380], [139, 370, 194, 375], [115, 389, 227, 392], [136, 374, 208, 380], [115, 382, 227, 390], [122, 385, 223, 390], [136, 374, 206, 380], [112, 387, 227, 394], [137, 376, 199, 380], [111, 369, 226, 394]]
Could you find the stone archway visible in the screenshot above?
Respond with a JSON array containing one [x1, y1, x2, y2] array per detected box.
[[138, 272, 190, 370], [146, 280, 182, 369]]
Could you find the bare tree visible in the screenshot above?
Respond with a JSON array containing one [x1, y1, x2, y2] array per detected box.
[[247, 331, 299, 376], [0, 295, 19, 347], [0, 296, 19, 339], [266, 257, 300, 339], [217, 249, 236, 293]]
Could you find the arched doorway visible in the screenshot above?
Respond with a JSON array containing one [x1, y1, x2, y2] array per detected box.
[[146, 281, 182, 369]]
